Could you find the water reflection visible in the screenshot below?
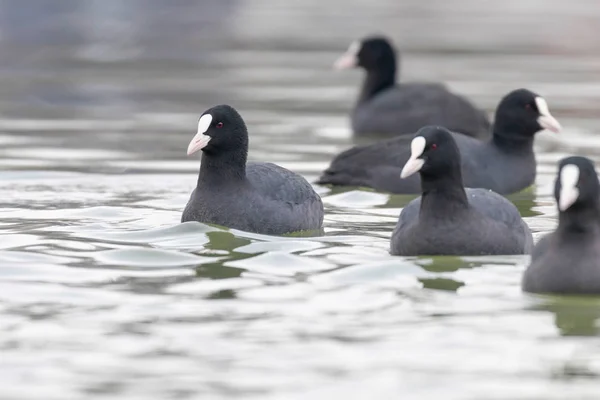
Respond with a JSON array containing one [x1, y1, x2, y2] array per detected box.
[[204, 230, 252, 253], [535, 297, 600, 337]]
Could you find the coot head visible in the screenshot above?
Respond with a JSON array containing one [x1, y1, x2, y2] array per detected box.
[[187, 105, 248, 156], [401, 126, 461, 180], [494, 89, 561, 140], [334, 36, 396, 72], [554, 156, 599, 212]]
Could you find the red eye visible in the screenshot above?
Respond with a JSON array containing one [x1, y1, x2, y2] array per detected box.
[[525, 104, 531, 110], [431, 143, 437, 150], [216, 122, 223, 128]]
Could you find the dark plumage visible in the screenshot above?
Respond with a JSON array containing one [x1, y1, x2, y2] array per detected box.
[[390, 126, 533, 256], [334, 36, 490, 139], [318, 88, 561, 195], [181, 105, 324, 235], [523, 157, 600, 294]]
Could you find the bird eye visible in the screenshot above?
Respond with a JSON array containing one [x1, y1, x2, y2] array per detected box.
[[525, 104, 531, 110], [216, 122, 223, 128], [431, 143, 437, 150]]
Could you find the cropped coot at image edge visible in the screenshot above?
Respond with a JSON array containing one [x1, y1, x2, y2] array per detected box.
[[523, 156, 600, 295]]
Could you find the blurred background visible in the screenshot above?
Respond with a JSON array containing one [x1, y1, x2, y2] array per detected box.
[[2, 0, 600, 126], [1, 1, 600, 399]]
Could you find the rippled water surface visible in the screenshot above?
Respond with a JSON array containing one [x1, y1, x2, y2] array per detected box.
[[2, 1, 600, 399]]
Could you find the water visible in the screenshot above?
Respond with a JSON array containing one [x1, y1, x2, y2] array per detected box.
[[1, 1, 600, 399]]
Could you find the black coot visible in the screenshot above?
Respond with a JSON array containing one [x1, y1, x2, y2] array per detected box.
[[182, 105, 324, 235], [390, 126, 533, 256], [523, 156, 600, 294], [335, 36, 490, 139], [318, 88, 561, 195]]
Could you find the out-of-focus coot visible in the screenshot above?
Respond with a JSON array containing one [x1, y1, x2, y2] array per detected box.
[[334, 36, 490, 139], [318, 88, 561, 195]]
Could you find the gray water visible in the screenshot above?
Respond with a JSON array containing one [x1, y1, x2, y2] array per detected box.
[[2, 1, 600, 399]]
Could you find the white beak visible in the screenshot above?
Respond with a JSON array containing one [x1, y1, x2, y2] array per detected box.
[[558, 164, 580, 211], [187, 114, 213, 155], [333, 41, 360, 70], [400, 136, 427, 179], [535, 97, 561, 133]]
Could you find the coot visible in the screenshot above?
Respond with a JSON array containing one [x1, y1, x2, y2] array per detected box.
[[318, 88, 561, 195], [335, 36, 490, 139], [523, 156, 600, 294], [390, 126, 533, 256], [182, 105, 324, 235]]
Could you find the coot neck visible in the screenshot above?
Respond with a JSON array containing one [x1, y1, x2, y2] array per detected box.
[[491, 124, 535, 154], [358, 62, 396, 104], [198, 147, 247, 186], [419, 172, 470, 220], [557, 204, 600, 237]]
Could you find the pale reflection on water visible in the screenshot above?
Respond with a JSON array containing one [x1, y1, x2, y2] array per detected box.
[[1, 1, 600, 399]]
